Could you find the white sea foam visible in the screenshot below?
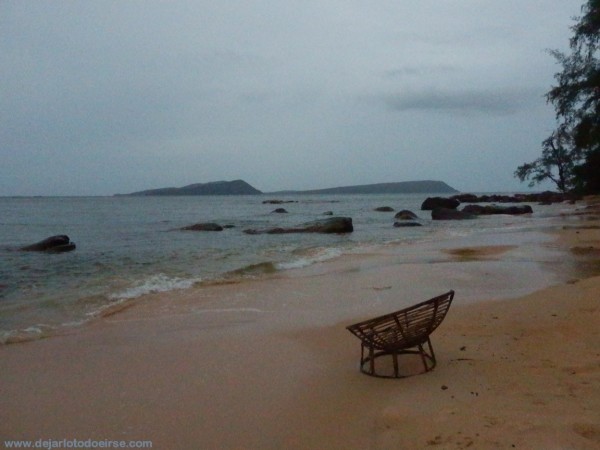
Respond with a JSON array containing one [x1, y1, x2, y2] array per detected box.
[[3, 194, 561, 342], [108, 273, 202, 301], [0, 324, 52, 345], [276, 247, 343, 270], [193, 307, 267, 314]]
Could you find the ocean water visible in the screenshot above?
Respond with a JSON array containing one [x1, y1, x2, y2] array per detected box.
[[0, 193, 567, 343]]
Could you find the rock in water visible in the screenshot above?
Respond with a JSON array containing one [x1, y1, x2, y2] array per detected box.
[[302, 217, 354, 233], [181, 223, 224, 231], [431, 208, 476, 220], [244, 217, 353, 234], [461, 204, 533, 215], [374, 206, 394, 212], [262, 199, 297, 204], [421, 197, 460, 211], [20, 235, 76, 252], [393, 222, 422, 227], [450, 191, 571, 204], [394, 210, 418, 220]]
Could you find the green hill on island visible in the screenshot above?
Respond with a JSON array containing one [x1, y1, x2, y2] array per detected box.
[[117, 179, 458, 196]]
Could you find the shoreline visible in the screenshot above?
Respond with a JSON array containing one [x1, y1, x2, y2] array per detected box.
[[1, 200, 599, 449], [1, 201, 572, 346], [0, 194, 580, 346]]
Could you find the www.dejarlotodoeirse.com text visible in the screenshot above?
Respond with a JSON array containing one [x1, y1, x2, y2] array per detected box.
[[3, 439, 152, 449]]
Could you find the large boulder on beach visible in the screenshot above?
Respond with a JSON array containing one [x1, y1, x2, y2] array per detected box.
[[431, 208, 476, 220], [421, 197, 460, 211], [20, 235, 76, 252], [181, 223, 224, 231], [461, 204, 533, 215], [244, 217, 353, 235], [394, 210, 418, 220]]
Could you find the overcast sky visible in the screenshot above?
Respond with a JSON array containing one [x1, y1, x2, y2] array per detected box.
[[0, 1, 584, 196]]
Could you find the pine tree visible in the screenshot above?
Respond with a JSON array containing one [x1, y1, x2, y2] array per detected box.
[[516, 1, 599, 193]]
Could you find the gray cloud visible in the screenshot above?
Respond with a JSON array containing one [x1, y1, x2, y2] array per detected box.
[[0, 0, 584, 195], [383, 88, 543, 115], [383, 65, 458, 79]]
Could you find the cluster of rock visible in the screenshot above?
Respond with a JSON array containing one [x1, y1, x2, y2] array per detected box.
[[24, 192, 564, 252], [167, 191, 570, 238], [462, 204, 533, 215], [243, 217, 354, 235], [449, 191, 575, 205], [179, 216, 354, 235], [422, 196, 536, 221]]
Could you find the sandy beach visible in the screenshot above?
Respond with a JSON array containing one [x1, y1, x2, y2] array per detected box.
[[1, 200, 599, 450]]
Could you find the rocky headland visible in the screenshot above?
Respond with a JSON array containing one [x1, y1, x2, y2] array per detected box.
[[117, 180, 459, 197]]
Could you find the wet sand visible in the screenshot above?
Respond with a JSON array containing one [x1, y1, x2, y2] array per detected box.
[[1, 200, 599, 449]]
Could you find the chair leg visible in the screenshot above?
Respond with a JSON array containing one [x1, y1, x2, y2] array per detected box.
[[360, 343, 365, 368], [427, 337, 436, 366], [357, 339, 438, 378], [418, 344, 429, 372], [418, 338, 436, 372]]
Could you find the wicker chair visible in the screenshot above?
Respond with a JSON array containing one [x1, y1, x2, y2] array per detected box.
[[346, 290, 454, 378]]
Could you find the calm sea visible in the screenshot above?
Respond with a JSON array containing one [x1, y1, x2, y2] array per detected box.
[[0, 193, 566, 343]]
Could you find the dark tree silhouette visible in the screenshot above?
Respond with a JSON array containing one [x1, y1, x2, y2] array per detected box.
[[516, 1, 599, 193]]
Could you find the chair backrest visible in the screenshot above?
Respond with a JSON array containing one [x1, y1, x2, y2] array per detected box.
[[346, 290, 454, 351]]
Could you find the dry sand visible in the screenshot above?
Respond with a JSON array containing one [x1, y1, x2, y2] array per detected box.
[[1, 201, 599, 449]]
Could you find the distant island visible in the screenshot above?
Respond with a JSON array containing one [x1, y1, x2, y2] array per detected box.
[[116, 179, 458, 196], [116, 180, 262, 196], [269, 180, 458, 195]]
